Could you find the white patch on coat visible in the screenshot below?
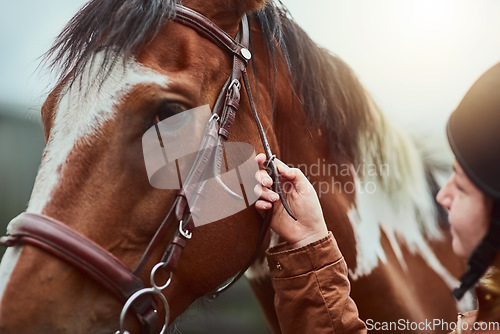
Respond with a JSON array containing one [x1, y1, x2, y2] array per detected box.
[[27, 52, 169, 214], [0, 246, 23, 301], [347, 98, 474, 311], [245, 230, 280, 281]]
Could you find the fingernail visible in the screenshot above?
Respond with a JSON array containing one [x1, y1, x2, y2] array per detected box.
[[270, 194, 279, 202]]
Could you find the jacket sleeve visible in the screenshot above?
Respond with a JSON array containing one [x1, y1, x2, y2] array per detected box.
[[266, 232, 367, 334]]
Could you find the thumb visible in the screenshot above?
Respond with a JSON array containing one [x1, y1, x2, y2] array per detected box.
[[275, 159, 309, 194]]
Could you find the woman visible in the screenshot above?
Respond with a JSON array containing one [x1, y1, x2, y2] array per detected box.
[[255, 63, 500, 333]]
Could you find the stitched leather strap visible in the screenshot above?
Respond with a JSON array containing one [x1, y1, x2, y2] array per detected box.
[[174, 6, 250, 62]]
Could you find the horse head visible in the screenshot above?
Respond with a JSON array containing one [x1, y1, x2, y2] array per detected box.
[[0, 0, 283, 332]]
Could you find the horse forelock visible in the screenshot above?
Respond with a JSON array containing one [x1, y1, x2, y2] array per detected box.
[[44, 0, 179, 88], [44, 0, 269, 90]]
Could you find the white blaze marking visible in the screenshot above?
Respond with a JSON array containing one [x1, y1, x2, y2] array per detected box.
[[0, 53, 169, 301], [0, 246, 23, 301], [28, 53, 169, 214], [245, 230, 280, 281]]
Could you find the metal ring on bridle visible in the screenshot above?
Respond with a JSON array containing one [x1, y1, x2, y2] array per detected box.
[[116, 287, 170, 334], [151, 262, 173, 290]]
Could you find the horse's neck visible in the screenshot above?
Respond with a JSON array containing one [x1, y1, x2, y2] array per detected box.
[[272, 90, 358, 264], [273, 83, 452, 274]]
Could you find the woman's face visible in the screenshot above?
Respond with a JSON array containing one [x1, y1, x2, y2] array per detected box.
[[436, 160, 492, 259]]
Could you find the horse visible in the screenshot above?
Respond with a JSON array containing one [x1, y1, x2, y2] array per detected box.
[[0, 0, 470, 333]]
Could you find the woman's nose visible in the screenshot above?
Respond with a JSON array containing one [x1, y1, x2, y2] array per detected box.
[[436, 182, 452, 211]]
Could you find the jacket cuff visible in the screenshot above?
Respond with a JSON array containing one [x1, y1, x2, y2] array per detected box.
[[266, 232, 343, 278]]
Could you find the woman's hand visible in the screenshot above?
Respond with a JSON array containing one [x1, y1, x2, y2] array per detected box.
[[254, 153, 329, 249]]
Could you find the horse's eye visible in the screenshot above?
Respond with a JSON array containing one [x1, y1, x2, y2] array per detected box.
[[154, 102, 191, 134], [157, 102, 186, 122]]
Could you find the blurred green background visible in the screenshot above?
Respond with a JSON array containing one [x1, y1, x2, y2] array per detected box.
[[0, 104, 45, 229], [0, 103, 271, 333]]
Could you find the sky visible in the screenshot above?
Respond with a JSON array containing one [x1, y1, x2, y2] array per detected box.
[[2, 0, 500, 135], [0, 0, 85, 108]]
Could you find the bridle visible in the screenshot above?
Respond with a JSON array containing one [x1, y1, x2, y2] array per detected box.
[[0, 5, 295, 334]]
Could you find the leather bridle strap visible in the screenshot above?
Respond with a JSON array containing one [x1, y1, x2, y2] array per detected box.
[[241, 70, 296, 220], [174, 6, 249, 58], [175, 5, 296, 220], [132, 5, 252, 286], [0, 213, 161, 334]]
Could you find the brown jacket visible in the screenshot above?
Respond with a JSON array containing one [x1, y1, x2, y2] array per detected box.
[[266, 232, 366, 334], [266, 233, 500, 334]]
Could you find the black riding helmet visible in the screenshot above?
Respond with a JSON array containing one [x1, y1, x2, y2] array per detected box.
[[447, 63, 500, 300]]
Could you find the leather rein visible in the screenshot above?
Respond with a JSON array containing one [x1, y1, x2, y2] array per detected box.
[[0, 6, 295, 334]]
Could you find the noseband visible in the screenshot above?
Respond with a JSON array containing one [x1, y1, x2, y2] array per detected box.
[[0, 6, 295, 334]]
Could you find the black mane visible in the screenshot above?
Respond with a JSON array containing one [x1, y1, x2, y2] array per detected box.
[[45, 0, 376, 162], [257, 3, 376, 162], [44, 0, 179, 81]]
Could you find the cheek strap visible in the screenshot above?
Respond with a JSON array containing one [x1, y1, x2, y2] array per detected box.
[[453, 201, 500, 300]]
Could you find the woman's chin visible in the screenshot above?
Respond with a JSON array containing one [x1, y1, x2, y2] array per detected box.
[[451, 239, 468, 261]]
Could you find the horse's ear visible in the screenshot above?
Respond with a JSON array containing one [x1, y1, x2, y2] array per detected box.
[[41, 83, 65, 143]]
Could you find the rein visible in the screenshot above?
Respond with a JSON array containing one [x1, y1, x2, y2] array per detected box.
[[0, 5, 294, 334]]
